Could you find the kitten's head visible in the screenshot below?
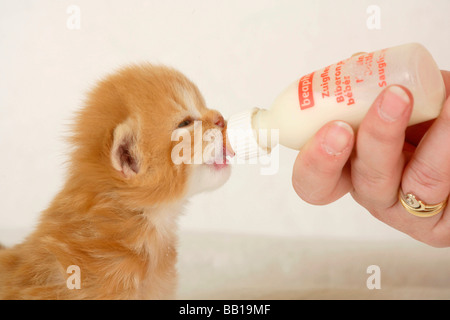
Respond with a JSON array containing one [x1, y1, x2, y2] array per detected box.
[[70, 64, 231, 208]]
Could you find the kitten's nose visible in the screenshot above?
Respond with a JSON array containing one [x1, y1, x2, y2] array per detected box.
[[214, 114, 225, 128]]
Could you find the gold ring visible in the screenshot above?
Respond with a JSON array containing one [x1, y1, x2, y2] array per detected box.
[[398, 189, 447, 218]]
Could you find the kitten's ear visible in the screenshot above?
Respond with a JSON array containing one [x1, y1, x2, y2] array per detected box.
[[110, 118, 140, 178]]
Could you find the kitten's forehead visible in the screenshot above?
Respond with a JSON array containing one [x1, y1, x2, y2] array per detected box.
[[174, 83, 204, 118]]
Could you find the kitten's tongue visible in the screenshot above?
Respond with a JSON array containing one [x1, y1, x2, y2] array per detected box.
[[211, 129, 234, 170], [212, 145, 233, 170], [213, 146, 229, 169], [224, 129, 235, 157]]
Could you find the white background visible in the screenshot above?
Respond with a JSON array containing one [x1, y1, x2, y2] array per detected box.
[[1, 0, 450, 245]]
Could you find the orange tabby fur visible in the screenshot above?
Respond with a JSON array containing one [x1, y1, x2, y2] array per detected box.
[[0, 64, 231, 299]]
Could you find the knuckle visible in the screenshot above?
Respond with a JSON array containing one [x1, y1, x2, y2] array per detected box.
[[365, 123, 399, 146], [352, 160, 392, 190], [406, 158, 446, 190]]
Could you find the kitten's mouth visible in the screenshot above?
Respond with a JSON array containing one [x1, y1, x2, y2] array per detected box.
[[207, 145, 234, 170]]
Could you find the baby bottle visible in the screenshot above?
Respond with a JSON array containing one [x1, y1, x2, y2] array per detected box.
[[227, 43, 446, 159]]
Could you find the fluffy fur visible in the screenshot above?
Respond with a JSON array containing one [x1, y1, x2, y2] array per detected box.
[[0, 64, 231, 299]]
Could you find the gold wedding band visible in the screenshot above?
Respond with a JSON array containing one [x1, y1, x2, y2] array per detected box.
[[399, 189, 448, 218]]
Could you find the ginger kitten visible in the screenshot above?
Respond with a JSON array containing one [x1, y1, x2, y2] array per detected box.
[[0, 64, 232, 299]]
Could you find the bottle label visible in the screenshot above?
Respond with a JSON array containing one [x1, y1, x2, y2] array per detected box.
[[298, 72, 315, 110], [297, 49, 388, 111]]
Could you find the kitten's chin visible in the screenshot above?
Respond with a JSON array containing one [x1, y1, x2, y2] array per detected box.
[[185, 163, 231, 197]]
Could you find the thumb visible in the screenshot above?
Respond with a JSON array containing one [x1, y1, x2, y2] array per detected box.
[[292, 120, 354, 205]]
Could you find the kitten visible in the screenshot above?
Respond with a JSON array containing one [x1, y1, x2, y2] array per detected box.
[[0, 64, 232, 299]]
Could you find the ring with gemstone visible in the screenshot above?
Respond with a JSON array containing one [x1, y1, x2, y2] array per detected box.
[[398, 189, 448, 218]]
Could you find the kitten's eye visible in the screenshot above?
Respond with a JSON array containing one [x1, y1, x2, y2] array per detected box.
[[177, 118, 193, 128]]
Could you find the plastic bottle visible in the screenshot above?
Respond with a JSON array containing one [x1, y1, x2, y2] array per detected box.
[[226, 43, 446, 159]]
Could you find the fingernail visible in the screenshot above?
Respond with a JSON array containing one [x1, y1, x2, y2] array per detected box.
[[378, 86, 410, 122], [321, 121, 353, 155]]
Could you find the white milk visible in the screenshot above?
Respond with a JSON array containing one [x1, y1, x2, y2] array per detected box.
[[227, 43, 446, 158]]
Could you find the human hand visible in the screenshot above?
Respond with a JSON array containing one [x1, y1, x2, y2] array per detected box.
[[292, 71, 450, 247]]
